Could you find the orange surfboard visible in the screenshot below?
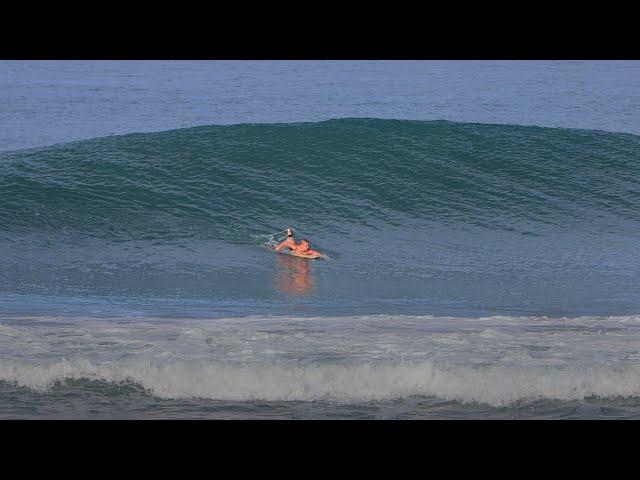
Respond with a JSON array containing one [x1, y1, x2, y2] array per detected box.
[[269, 246, 324, 259]]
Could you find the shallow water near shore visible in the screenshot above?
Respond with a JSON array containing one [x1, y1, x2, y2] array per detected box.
[[2, 313, 640, 419]]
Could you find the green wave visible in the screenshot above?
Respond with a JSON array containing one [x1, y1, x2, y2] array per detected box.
[[1, 118, 638, 244]]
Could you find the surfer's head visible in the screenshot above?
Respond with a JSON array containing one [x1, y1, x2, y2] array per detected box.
[[286, 228, 294, 237]]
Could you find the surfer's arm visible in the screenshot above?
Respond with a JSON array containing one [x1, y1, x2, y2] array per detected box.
[[274, 240, 291, 251]]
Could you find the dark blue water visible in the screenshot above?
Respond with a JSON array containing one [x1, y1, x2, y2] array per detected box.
[[3, 61, 639, 152]]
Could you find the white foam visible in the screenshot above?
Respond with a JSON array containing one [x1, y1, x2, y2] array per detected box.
[[2, 314, 640, 406], [3, 357, 640, 406]]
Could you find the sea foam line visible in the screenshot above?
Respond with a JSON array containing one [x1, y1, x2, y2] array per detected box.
[[2, 357, 640, 406]]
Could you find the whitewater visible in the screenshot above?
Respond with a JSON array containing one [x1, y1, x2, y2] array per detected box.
[[3, 314, 640, 418]]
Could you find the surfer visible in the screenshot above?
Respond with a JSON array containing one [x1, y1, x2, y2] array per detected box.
[[274, 228, 324, 258], [290, 238, 323, 258]]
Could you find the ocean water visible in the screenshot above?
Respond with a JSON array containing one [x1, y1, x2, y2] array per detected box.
[[3, 61, 639, 152], [1, 61, 640, 419]]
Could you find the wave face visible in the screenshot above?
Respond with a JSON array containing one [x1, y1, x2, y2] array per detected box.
[[1, 118, 639, 240], [1, 119, 639, 316]]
